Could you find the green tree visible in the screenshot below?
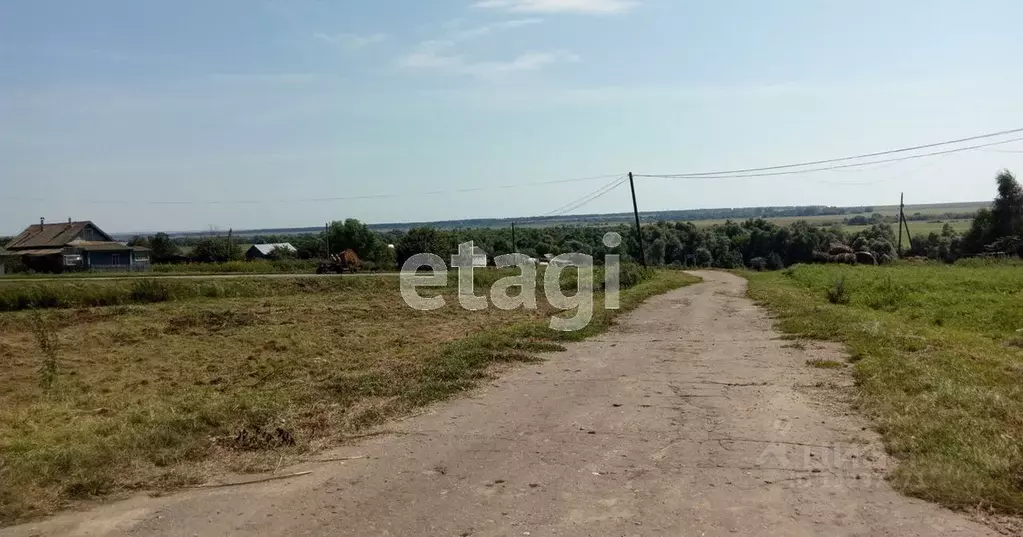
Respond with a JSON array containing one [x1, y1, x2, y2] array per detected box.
[[127, 235, 150, 248], [267, 246, 297, 260], [192, 237, 241, 263], [694, 247, 713, 267], [148, 232, 180, 262], [991, 170, 1023, 239], [327, 219, 381, 260], [292, 235, 326, 259], [963, 208, 996, 254], [395, 227, 446, 265]]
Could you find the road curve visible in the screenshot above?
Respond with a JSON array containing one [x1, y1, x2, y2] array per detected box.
[[2, 271, 997, 536]]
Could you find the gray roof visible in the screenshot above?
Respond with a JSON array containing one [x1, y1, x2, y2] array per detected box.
[[249, 243, 297, 256], [6, 221, 113, 250]]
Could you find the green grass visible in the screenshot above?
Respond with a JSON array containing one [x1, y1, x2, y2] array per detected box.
[[746, 262, 1023, 514], [151, 259, 319, 274], [0, 268, 698, 524]]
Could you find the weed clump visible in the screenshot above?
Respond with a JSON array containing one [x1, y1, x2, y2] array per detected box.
[[826, 277, 850, 305], [29, 311, 59, 390]]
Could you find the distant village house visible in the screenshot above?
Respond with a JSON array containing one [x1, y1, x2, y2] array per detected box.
[[1, 219, 150, 273], [245, 243, 297, 260]]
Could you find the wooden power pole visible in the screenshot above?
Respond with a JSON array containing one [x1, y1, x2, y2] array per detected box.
[[629, 172, 647, 266], [901, 200, 913, 250], [898, 193, 904, 255], [511, 222, 517, 253]]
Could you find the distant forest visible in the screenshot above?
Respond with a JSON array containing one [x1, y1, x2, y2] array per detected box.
[[134, 201, 985, 240]]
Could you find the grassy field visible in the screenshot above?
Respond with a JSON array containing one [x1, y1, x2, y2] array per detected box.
[[746, 262, 1023, 514], [691, 216, 974, 234], [0, 268, 699, 524]]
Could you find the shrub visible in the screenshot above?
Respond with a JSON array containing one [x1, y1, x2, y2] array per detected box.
[[749, 257, 768, 271], [766, 252, 785, 270], [617, 262, 652, 289], [826, 276, 850, 305]]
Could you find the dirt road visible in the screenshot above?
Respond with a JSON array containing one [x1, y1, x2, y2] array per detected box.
[[3, 271, 997, 536]]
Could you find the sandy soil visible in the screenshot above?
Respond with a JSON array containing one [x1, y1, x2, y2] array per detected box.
[[2, 271, 1001, 536]]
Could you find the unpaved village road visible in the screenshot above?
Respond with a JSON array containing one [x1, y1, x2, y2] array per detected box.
[[4, 271, 997, 537]]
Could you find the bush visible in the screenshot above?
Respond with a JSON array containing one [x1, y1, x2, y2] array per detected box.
[[826, 276, 850, 305], [617, 262, 653, 288], [766, 252, 785, 270], [749, 257, 768, 271]]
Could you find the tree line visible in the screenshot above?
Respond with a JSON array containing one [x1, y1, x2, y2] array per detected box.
[[118, 170, 1023, 270]]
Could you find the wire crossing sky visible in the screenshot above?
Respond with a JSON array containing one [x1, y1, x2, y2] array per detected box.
[[3, 1, 1023, 233]]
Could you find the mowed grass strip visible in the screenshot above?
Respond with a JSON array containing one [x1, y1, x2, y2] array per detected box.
[[0, 268, 699, 524], [746, 263, 1023, 514]]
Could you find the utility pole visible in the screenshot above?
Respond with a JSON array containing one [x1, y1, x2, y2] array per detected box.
[[511, 222, 517, 253], [324, 222, 330, 258], [897, 193, 904, 255], [901, 200, 913, 250], [629, 172, 647, 267]]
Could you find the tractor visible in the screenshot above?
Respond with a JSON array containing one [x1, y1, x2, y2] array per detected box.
[[316, 249, 361, 274]]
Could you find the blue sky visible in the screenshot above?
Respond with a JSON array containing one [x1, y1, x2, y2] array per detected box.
[[3, 0, 1023, 234]]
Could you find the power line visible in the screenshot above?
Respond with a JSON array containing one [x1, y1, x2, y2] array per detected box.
[[543, 176, 626, 217], [980, 148, 1023, 154], [635, 126, 1023, 178], [542, 176, 627, 217], [636, 135, 1023, 180]]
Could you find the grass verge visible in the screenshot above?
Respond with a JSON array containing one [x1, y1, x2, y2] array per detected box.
[[746, 263, 1023, 514], [0, 268, 698, 524], [0, 277, 388, 312]]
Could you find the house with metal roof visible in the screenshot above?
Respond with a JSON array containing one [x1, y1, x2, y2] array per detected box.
[[2, 219, 150, 273], [245, 243, 297, 260]]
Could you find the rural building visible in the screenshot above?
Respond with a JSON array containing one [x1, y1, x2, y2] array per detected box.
[[1, 219, 150, 273], [246, 243, 297, 260]]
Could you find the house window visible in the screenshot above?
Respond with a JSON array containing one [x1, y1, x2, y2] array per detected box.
[[63, 255, 82, 266], [111, 254, 122, 265]]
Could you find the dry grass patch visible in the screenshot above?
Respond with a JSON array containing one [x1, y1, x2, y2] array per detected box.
[[0, 269, 698, 524]]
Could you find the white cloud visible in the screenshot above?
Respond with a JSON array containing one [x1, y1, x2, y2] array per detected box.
[[314, 32, 389, 49], [472, 0, 637, 14], [401, 46, 577, 77], [399, 18, 574, 78]]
